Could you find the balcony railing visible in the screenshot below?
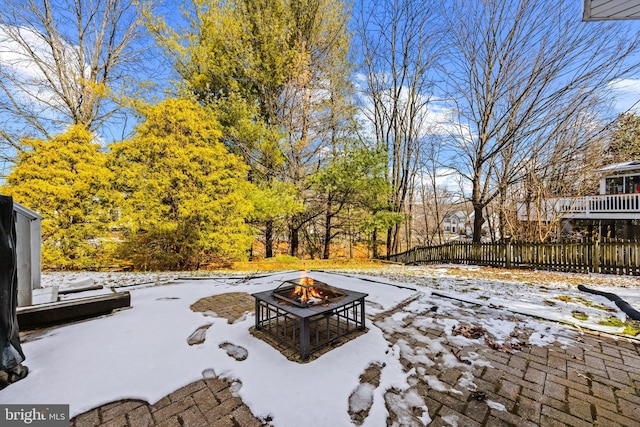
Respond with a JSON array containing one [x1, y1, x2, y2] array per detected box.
[[518, 193, 640, 221], [559, 193, 640, 214]]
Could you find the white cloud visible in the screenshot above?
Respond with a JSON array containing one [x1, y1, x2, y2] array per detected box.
[[609, 78, 640, 113], [414, 167, 471, 203], [434, 167, 464, 191], [0, 25, 86, 113], [0, 27, 53, 80], [434, 167, 472, 200], [355, 78, 474, 147]]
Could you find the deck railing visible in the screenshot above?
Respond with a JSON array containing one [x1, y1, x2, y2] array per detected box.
[[561, 193, 640, 214], [387, 241, 640, 276], [518, 193, 640, 220]]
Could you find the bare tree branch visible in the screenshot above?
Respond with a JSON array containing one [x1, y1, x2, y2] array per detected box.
[[0, 0, 156, 174], [439, 0, 640, 242], [355, 0, 442, 254]]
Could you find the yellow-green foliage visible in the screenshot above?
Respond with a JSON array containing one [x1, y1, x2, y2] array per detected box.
[[248, 181, 304, 222], [154, 0, 294, 108], [109, 98, 254, 270], [228, 258, 386, 272], [1, 125, 113, 269], [571, 310, 589, 321], [598, 317, 640, 336]]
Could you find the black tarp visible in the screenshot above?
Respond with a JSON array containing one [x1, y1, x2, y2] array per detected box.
[[578, 284, 640, 321], [0, 195, 25, 370]]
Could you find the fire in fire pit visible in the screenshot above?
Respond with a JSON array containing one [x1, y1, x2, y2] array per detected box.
[[272, 276, 345, 308]]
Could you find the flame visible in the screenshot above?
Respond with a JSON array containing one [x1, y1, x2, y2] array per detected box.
[[293, 285, 324, 303], [293, 275, 323, 303]]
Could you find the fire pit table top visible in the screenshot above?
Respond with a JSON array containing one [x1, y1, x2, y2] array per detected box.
[[252, 287, 368, 318]]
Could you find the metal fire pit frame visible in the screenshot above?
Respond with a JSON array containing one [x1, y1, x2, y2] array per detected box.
[[252, 287, 367, 360]]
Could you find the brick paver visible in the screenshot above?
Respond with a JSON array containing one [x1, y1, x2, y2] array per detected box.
[[71, 378, 265, 427], [370, 294, 640, 427], [71, 291, 640, 426]]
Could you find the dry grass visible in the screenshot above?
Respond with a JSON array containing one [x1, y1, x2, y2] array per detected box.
[[421, 265, 640, 288], [208, 259, 640, 290], [219, 257, 393, 272]]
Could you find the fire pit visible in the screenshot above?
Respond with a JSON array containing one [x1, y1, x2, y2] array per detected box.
[[253, 275, 367, 360]]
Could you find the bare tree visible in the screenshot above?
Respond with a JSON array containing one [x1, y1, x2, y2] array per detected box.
[[516, 110, 607, 242], [439, 0, 640, 242], [355, 0, 441, 255], [0, 0, 155, 174], [414, 132, 460, 245]]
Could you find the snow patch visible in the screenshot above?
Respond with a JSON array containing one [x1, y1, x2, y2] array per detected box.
[[349, 383, 375, 413], [486, 400, 507, 411]]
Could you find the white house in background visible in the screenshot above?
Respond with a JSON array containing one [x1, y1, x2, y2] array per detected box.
[[442, 210, 501, 241], [518, 161, 640, 240], [442, 211, 470, 236]]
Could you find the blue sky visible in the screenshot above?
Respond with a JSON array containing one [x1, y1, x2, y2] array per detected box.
[[610, 78, 640, 113], [2, 0, 640, 179]]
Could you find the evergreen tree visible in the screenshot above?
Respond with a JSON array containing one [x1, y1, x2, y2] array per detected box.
[[311, 143, 389, 259], [1, 125, 113, 268], [109, 98, 254, 270], [148, 0, 355, 258]]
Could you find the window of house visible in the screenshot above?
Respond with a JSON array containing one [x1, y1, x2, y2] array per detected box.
[[606, 177, 624, 194], [625, 175, 640, 193]]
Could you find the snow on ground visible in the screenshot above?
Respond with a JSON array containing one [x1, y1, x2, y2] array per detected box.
[[7, 271, 417, 426], [3, 266, 639, 426], [40, 270, 230, 289], [338, 264, 640, 334]]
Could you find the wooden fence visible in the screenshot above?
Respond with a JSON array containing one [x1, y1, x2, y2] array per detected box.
[[386, 241, 640, 275]]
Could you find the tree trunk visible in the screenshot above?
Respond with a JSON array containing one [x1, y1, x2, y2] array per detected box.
[[372, 229, 378, 259], [498, 196, 507, 241], [472, 204, 485, 243], [265, 220, 274, 258], [289, 225, 299, 258], [323, 198, 332, 259]]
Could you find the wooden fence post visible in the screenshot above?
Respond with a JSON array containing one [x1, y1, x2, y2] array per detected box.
[[592, 241, 600, 273], [505, 241, 511, 268]]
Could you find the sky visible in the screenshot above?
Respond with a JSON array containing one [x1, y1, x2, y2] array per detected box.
[[2, 1, 640, 136], [3, 267, 638, 426], [611, 78, 640, 113], [2, 0, 640, 184]]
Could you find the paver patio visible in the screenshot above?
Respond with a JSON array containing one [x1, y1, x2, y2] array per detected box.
[[69, 290, 640, 427]]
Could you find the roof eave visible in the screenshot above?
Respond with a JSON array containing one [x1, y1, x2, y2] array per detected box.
[[583, 0, 640, 21]]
